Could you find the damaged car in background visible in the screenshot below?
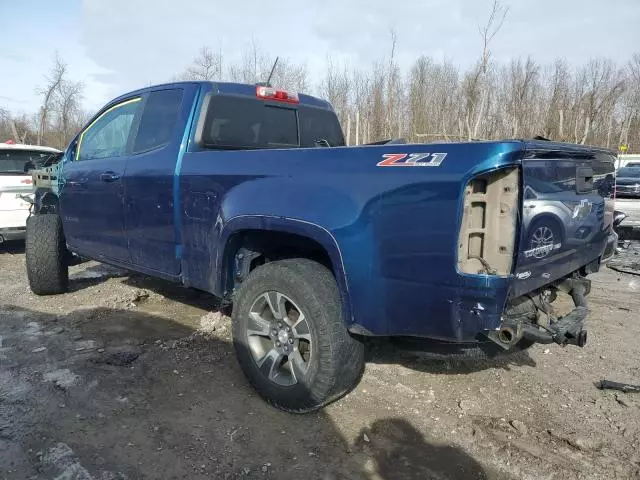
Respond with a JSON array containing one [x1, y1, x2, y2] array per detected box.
[[615, 166, 640, 198], [0, 141, 60, 243], [25, 81, 617, 412]]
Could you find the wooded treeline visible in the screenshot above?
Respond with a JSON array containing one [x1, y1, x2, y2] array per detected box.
[[318, 51, 640, 151], [1, 55, 86, 150], [2, 7, 639, 152]]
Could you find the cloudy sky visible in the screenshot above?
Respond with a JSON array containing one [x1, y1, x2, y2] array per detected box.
[[2, 0, 639, 115]]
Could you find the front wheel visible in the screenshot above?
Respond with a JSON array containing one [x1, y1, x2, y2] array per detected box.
[[25, 214, 69, 295], [232, 258, 364, 413]]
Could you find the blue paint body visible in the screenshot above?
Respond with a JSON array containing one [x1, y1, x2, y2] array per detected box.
[[53, 81, 617, 342]]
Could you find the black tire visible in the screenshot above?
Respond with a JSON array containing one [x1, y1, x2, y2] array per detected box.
[[232, 258, 364, 413], [26, 214, 69, 295]]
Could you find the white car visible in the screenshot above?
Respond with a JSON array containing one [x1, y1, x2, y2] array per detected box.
[[0, 142, 61, 243]]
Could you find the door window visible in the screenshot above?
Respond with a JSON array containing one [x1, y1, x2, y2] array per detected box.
[[76, 98, 141, 161], [133, 89, 184, 154]]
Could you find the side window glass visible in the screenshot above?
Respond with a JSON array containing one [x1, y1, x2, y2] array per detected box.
[[133, 89, 184, 154], [77, 99, 140, 161]]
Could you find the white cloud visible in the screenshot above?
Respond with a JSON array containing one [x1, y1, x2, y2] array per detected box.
[[1, 0, 639, 114]]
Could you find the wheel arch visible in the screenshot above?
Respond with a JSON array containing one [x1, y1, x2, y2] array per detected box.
[[216, 215, 353, 327]]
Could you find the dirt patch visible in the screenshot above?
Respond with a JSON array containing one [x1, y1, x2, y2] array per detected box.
[[1, 244, 640, 479]]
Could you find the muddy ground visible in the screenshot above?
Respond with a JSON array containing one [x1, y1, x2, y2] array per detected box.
[[1, 242, 640, 480]]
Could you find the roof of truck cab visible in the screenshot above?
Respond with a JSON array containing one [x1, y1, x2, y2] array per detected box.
[[106, 81, 333, 111]]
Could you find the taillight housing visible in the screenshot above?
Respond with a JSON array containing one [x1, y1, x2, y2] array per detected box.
[[457, 167, 519, 276], [256, 86, 299, 104]]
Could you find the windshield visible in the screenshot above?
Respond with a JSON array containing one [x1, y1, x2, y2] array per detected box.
[[0, 149, 55, 175], [617, 167, 640, 178]]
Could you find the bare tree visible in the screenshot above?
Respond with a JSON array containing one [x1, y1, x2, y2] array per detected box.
[[268, 59, 309, 92], [36, 54, 67, 145], [319, 58, 352, 132], [0, 109, 35, 145], [542, 60, 570, 140], [56, 80, 84, 143], [5, 40, 640, 153], [504, 57, 539, 137], [465, 0, 509, 140], [385, 30, 400, 138], [578, 59, 625, 144], [180, 46, 223, 81], [408, 57, 461, 141], [620, 54, 640, 149]]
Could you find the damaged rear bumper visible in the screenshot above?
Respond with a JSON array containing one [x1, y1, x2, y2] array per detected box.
[[490, 277, 590, 349], [520, 306, 588, 347]]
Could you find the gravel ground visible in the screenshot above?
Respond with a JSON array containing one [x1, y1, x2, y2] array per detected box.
[[1, 241, 639, 479]]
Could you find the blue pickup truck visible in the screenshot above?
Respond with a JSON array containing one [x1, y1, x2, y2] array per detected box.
[[26, 81, 617, 412]]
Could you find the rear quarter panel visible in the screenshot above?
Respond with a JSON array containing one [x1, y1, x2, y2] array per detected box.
[[179, 140, 523, 340]]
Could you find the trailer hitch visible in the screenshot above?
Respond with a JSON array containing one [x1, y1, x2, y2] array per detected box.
[[521, 306, 588, 347], [520, 277, 590, 347]]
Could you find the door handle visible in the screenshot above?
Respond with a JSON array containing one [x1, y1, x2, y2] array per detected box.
[[100, 172, 121, 182]]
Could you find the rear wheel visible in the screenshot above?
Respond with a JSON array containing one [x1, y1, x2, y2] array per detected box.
[[232, 258, 364, 413], [26, 214, 69, 295]]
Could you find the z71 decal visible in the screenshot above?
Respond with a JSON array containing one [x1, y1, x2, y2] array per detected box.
[[377, 153, 447, 167]]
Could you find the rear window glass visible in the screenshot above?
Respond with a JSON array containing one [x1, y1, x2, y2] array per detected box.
[[263, 106, 298, 146], [200, 95, 344, 149], [133, 89, 183, 153], [0, 149, 56, 175], [299, 107, 345, 148]]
